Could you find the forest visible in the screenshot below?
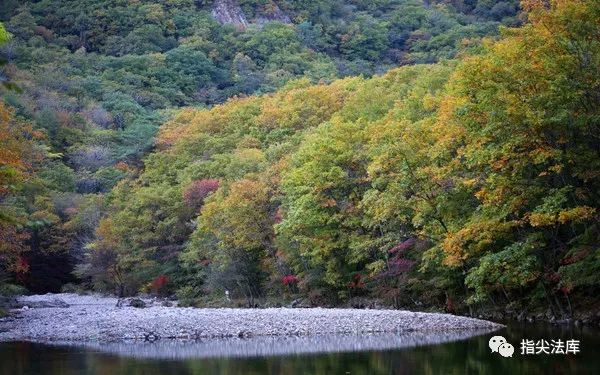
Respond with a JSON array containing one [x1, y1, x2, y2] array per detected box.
[[0, 0, 598, 320]]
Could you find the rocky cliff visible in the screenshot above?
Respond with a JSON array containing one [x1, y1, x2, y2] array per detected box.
[[211, 0, 290, 29], [211, 0, 249, 29]]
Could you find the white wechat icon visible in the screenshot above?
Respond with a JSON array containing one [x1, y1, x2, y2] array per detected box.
[[498, 342, 515, 357], [489, 336, 514, 358], [489, 336, 506, 352]]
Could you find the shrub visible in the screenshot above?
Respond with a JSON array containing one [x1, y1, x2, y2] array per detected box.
[[176, 285, 202, 307], [150, 274, 169, 296], [0, 283, 27, 297], [61, 283, 87, 295]]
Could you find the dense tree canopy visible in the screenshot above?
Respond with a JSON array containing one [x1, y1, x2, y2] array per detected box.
[[0, 1, 520, 293], [66, 1, 599, 318], [1, 1, 598, 319]]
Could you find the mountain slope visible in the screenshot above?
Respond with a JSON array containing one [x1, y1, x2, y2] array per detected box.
[[83, 2, 600, 318]]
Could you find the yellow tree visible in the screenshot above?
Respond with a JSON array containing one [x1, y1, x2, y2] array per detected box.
[[430, 0, 599, 310], [0, 102, 41, 273]]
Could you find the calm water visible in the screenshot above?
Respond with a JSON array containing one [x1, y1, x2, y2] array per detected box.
[[0, 323, 597, 374]]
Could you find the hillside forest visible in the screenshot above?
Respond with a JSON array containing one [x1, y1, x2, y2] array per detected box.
[[0, 0, 598, 320]]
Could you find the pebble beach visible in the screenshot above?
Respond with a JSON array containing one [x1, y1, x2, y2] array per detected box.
[[0, 293, 503, 343]]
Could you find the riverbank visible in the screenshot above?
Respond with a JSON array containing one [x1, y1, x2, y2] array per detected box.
[[0, 294, 502, 342]]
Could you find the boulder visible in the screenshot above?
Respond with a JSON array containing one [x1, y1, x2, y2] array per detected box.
[[211, 0, 248, 29], [290, 299, 311, 308], [0, 296, 20, 309], [128, 298, 146, 308], [22, 298, 69, 308]]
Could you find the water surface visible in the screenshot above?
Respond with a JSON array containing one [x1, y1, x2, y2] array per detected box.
[[0, 323, 597, 374]]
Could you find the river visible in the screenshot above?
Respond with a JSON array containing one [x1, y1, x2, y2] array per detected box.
[[0, 323, 597, 374]]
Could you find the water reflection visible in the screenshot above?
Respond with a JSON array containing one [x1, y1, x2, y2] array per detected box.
[[42, 329, 498, 359], [0, 324, 597, 375]]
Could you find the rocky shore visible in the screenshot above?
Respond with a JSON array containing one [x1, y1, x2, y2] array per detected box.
[[0, 294, 503, 343]]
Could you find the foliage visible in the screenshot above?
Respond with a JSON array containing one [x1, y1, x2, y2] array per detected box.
[[2, 2, 598, 318], [0, 2, 518, 292], [428, 0, 600, 314], [183, 179, 220, 210], [82, 2, 599, 315], [0, 101, 39, 274]]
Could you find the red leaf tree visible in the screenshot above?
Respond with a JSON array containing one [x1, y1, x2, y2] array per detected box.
[[183, 179, 220, 209], [151, 274, 169, 296]]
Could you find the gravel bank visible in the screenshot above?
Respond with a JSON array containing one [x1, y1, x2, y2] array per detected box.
[[0, 294, 502, 343]]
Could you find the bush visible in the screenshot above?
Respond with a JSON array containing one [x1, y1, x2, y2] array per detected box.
[[128, 298, 146, 308], [0, 283, 27, 297], [150, 274, 169, 296], [176, 285, 202, 307], [61, 283, 88, 295]]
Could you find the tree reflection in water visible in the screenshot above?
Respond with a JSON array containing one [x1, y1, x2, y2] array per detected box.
[[0, 324, 597, 375]]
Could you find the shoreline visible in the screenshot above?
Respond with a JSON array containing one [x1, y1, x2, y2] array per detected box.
[[0, 293, 503, 343]]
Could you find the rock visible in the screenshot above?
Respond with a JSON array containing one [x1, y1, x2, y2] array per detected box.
[[349, 297, 367, 309], [0, 296, 20, 309], [211, 0, 291, 30], [128, 298, 146, 308], [211, 0, 248, 29], [24, 298, 69, 308], [290, 299, 311, 308], [237, 330, 252, 338], [161, 301, 173, 307], [491, 312, 504, 321], [143, 331, 160, 342]]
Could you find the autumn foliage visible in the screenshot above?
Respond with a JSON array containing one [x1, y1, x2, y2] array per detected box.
[[151, 275, 169, 296], [183, 179, 220, 209], [3, 2, 597, 316], [0, 102, 39, 273]]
